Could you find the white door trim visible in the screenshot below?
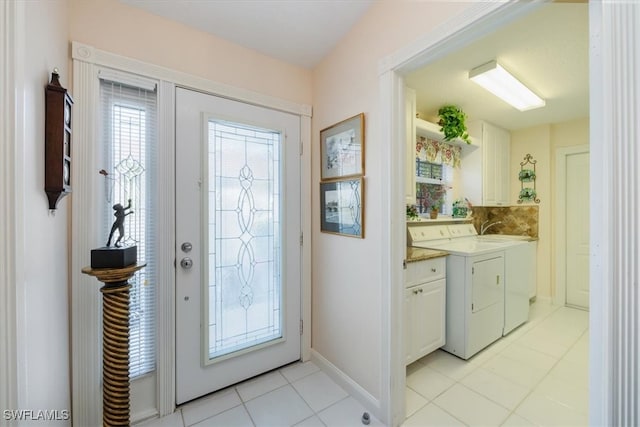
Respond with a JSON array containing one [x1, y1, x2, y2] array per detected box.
[[71, 42, 311, 118], [554, 145, 589, 308], [377, 2, 543, 424], [71, 42, 311, 426], [0, 0, 24, 416], [588, 2, 640, 424]]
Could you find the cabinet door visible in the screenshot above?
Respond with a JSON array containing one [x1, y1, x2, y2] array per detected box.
[[495, 126, 511, 205], [482, 125, 499, 205], [482, 122, 510, 206], [405, 87, 417, 205], [471, 256, 504, 313], [414, 279, 446, 358], [405, 279, 446, 365], [404, 287, 414, 365]]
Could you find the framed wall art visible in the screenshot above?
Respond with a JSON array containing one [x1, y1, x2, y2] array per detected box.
[[320, 113, 364, 181], [320, 178, 364, 238]]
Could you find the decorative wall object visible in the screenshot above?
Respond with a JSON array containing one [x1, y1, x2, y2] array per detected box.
[[518, 153, 540, 204], [320, 113, 365, 181], [44, 68, 74, 209], [320, 178, 364, 238]]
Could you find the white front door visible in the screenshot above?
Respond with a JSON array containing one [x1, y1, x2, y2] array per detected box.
[[565, 150, 590, 309], [175, 87, 302, 404]]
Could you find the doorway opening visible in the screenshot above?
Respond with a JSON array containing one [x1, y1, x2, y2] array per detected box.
[[380, 2, 590, 425]]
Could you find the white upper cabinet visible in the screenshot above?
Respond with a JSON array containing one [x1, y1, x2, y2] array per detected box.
[[461, 121, 511, 206]]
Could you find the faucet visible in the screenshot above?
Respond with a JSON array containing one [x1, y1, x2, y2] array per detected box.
[[480, 220, 502, 235]]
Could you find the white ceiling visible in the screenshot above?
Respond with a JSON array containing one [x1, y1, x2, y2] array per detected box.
[[120, 0, 375, 69], [404, 3, 589, 131], [121, 1, 588, 131]]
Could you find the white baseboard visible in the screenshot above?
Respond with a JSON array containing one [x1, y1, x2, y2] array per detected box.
[[534, 295, 553, 305], [310, 349, 381, 422], [131, 409, 159, 425]]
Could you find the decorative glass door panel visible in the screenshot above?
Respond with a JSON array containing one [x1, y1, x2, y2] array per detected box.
[[175, 88, 301, 405], [205, 120, 283, 362]]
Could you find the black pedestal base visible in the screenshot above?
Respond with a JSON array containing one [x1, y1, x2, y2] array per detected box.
[[91, 245, 137, 268]]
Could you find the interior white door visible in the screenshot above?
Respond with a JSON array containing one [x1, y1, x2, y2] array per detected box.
[[175, 87, 301, 404], [565, 151, 590, 309]]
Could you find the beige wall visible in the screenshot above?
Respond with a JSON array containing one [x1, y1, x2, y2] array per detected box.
[[69, 0, 312, 106], [67, 0, 472, 410], [510, 117, 589, 299], [312, 0, 473, 402], [19, 0, 72, 421]]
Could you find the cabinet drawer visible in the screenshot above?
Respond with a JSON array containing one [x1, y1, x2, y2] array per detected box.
[[406, 257, 446, 288]]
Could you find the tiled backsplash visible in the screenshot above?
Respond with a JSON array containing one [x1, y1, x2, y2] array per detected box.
[[471, 205, 539, 238]]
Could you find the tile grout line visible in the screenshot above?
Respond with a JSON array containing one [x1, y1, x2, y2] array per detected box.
[[283, 367, 357, 426], [234, 386, 258, 427]]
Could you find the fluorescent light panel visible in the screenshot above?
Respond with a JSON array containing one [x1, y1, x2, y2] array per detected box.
[[469, 60, 545, 111]]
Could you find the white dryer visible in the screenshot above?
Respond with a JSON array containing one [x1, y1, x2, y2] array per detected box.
[[408, 223, 517, 359]]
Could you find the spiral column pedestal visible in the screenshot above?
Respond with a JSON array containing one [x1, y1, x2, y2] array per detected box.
[[82, 263, 145, 427]]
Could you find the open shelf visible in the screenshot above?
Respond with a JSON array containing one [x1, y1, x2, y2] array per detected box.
[[415, 118, 479, 153]]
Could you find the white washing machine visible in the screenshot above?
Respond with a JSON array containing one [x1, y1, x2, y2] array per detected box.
[[408, 223, 526, 359]]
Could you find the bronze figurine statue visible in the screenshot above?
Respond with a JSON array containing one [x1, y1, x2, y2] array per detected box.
[[106, 199, 133, 247]]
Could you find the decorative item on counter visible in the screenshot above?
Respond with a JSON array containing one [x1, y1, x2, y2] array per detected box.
[[437, 105, 472, 144], [452, 198, 471, 218], [429, 204, 440, 220], [517, 153, 540, 204], [406, 204, 419, 221]]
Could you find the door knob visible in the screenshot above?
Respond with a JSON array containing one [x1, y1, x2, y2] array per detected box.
[[180, 257, 193, 269], [181, 242, 193, 253]]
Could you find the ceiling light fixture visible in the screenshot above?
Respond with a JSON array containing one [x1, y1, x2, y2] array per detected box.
[[469, 60, 545, 111]]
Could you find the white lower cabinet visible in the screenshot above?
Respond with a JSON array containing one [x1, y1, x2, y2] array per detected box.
[[405, 257, 446, 365]]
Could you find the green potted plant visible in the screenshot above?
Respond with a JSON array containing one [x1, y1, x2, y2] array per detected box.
[[438, 105, 472, 144], [429, 201, 441, 219], [406, 204, 419, 221]]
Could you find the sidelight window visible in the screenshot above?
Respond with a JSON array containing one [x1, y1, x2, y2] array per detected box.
[[99, 75, 157, 378]]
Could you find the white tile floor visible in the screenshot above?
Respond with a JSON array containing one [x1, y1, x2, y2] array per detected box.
[[138, 361, 383, 427], [140, 300, 588, 427], [404, 301, 589, 427]]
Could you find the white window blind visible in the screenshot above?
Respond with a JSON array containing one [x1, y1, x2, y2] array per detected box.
[[99, 75, 157, 378]]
